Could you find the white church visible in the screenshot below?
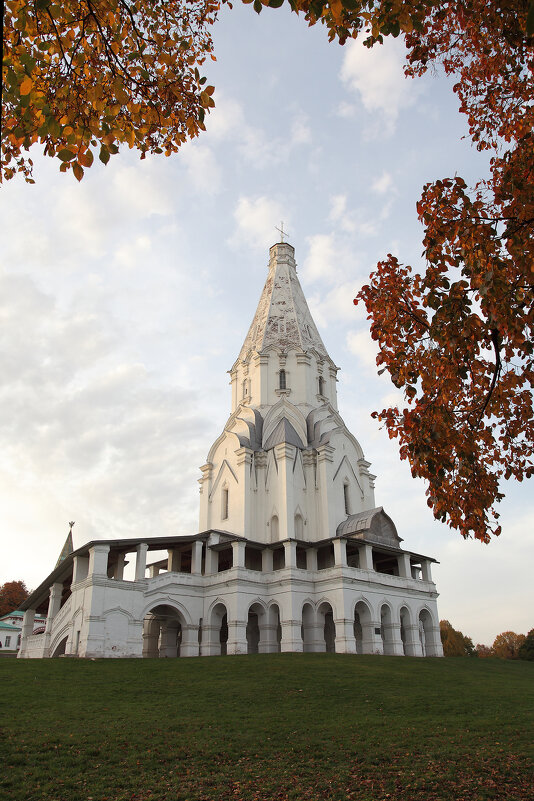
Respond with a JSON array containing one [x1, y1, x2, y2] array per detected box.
[[19, 241, 443, 659]]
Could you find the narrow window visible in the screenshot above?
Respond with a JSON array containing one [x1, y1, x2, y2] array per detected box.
[[279, 369, 286, 390], [242, 379, 247, 398], [318, 376, 325, 396], [5, 636, 11, 648], [343, 483, 350, 516], [222, 487, 229, 520]]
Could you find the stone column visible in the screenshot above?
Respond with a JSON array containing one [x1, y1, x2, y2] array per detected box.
[[335, 617, 357, 654], [44, 582, 63, 635], [88, 544, 110, 578], [383, 622, 404, 656], [135, 543, 148, 581], [363, 620, 383, 654], [168, 549, 181, 573], [227, 618, 248, 655], [302, 450, 316, 538], [421, 560, 433, 582], [205, 533, 220, 575], [142, 617, 160, 658], [358, 544, 373, 571], [232, 540, 246, 568], [261, 547, 273, 572], [236, 447, 253, 536], [72, 554, 89, 585], [316, 444, 335, 537], [148, 564, 160, 578], [198, 462, 213, 531], [404, 623, 423, 657], [333, 538, 347, 567], [274, 442, 297, 541], [284, 540, 297, 569], [191, 540, 203, 575], [180, 624, 200, 657], [158, 624, 177, 657], [397, 552, 412, 579], [18, 609, 36, 657], [113, 553, 126, 581], [280, 619, 303, 652], [306, 547, 318, 571]]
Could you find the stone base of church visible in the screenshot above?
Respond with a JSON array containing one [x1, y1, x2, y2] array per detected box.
[[19, 561, 443, 659]]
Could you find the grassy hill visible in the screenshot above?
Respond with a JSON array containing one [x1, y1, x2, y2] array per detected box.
[[2, 654, 533, 800]]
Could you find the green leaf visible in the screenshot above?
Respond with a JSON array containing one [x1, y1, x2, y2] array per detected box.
[[99, 146, 110, 164], [253, 0, 263, 13], [341, 0, 358, 10], [268, 0, 284, 7], [58, 149, 76, 162], [35, 0, 51, 8]]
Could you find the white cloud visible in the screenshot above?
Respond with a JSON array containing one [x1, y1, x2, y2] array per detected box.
[[340, 37, 418, 134], [308, 281, 363, 329], [290, 115, 312, 145], [346, 328, 380, 371], [179, 142, 222, 195], [230, 196, 287, 250], [371, 170, 394, 195]]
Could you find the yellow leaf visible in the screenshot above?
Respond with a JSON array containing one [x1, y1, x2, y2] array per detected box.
[[20, 77, 33, 96]]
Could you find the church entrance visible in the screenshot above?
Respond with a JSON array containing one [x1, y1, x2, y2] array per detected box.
[[142, 604, 184, 658]]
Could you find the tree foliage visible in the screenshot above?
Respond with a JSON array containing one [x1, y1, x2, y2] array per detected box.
[[352, 0, 534, 542], [439, 619, 476, 657], [475, 643, 494, 658], [2, 0, 218, 181], [0, 580, 29, 616], [518, 628, 534, 660], [492, 630, 526, 659]]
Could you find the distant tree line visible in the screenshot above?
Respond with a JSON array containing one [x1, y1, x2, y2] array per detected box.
[[440, 620, 534, 661]]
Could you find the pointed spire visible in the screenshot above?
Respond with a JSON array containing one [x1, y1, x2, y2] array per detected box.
[[238, 242, 330, 362], [55, 522, 74, 567]]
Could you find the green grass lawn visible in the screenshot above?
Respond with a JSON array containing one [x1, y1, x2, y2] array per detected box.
[[2, 654, 533, 801]]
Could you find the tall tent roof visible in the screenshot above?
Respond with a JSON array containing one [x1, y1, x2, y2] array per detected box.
[[238, 242, 332, 363]]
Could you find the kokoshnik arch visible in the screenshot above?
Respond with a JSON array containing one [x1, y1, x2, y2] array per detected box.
[[19, 242, 443, 659]]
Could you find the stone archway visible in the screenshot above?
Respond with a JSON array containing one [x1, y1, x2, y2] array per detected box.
[[246, 603, 264, 654], [51, 635, 68, 658], [354, 600, 373, 654], [301, 602, 317, 653], [400, 606, 420, 656], [142, 604, 189, 658], [317, 601, 336, 653], [419, 608, 441, 656]]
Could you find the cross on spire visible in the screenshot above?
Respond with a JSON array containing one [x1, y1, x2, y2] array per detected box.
[[275, 222, 289, 243]]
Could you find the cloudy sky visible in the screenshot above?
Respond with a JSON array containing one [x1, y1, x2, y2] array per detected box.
[[1, 5, 532, 645]]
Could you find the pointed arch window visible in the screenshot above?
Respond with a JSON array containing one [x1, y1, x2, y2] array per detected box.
[[222, 487, 229, 520], [318, 376, 325, 396], [279, 369, 286, 390]]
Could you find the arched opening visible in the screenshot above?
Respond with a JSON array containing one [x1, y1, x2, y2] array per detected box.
[[354, 601, 372, 654], [279, 369, 286, 390], [318, 376, 325, 396], [294, 513, 304, 539], [318, 602, 336, 653], [142, 604, 184, 658], [265, 604, 282, 653], [206, 602, 228, 656], [301, 603, 316, 653], [246, 604, 263, 654], [270, 514, 279, 541], [419, 608, 439, 656], [51, 635, 68, 658]]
